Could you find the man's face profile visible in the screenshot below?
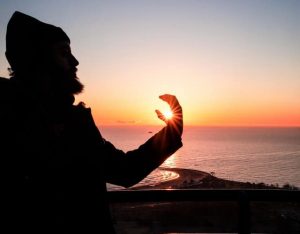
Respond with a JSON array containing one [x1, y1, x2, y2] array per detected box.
[[51, 41, 78, 74], [48, 40, 84, 95]]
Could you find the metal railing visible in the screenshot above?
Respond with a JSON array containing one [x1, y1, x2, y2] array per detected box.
[[108, 189, 300, 234]]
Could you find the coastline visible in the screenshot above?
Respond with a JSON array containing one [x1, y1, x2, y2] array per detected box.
[[131, 167, 297, 190]]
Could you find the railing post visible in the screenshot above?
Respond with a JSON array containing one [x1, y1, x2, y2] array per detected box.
[[238, 191, 251, 234]]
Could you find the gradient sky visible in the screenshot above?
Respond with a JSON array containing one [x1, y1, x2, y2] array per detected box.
[[0, 0, 299, 126]]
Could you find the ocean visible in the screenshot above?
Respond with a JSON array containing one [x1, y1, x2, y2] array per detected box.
[[99, 126, 300, 190]]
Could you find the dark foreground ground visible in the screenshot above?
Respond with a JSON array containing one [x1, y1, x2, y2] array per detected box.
[[109, 168, 300, 234]]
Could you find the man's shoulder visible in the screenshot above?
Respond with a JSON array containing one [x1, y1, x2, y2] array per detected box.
[[70, 102, 100, 131], [0, 77, 10, 85], [0, 78, 15, 120], [72, 102, 93, 118], [74, 102, 91, 111], [0, 77, 13, 96]]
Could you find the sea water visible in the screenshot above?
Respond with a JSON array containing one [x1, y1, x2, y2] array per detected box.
[[100, 126, 300, 190]]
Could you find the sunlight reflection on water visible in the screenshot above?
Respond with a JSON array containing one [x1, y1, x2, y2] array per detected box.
[[107, 168, 179, 191], [102, 126, 300, 189], [163, 153, 177, 168]]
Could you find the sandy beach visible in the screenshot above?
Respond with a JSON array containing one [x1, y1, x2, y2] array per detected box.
[[131, 167, 286, 190]]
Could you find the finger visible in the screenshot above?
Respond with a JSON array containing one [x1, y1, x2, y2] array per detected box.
[[155, 109, 167, 123], [159, 94, 175, 103], [155, 109, 165, 120], [159, 94, 181, 112]]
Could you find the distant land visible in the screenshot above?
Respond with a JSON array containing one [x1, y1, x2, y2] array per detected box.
[[131, 167, 299, 190]]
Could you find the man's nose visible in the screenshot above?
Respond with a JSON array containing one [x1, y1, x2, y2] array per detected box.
[[71, 54, 79, 66]]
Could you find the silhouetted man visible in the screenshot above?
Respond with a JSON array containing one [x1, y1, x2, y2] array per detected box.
[[0, 11, 183, 233]]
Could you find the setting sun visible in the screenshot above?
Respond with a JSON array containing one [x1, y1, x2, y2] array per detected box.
[[163, 110, 173, 120], [0, 1, 299, 127]]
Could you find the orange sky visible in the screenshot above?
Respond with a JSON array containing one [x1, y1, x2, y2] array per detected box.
[[1, 1, 299, 127]]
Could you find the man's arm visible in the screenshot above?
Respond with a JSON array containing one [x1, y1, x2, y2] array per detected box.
[[102, 125, 182, 187], [102, 94, 183, 187]]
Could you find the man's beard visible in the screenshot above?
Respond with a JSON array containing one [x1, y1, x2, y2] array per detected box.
[[51, 67, 84, 96]]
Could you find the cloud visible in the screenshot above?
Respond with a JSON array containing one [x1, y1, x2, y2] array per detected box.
[[116, 120, 136, 124]]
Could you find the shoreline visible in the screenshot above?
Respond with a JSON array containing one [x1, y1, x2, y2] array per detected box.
[[131, 167, 210, 190], [131, 167, 297, 190]]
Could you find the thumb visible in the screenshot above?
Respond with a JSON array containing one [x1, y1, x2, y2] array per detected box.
[[155, 109, 167, 123]]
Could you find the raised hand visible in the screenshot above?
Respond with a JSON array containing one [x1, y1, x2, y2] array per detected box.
[[155, 94, 183, 136]]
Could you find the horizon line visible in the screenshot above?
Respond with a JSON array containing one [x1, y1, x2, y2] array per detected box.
[[97, 124, 300, 128]]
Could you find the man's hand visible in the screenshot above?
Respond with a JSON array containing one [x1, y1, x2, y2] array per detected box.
[[155, 94, 183, 136]]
